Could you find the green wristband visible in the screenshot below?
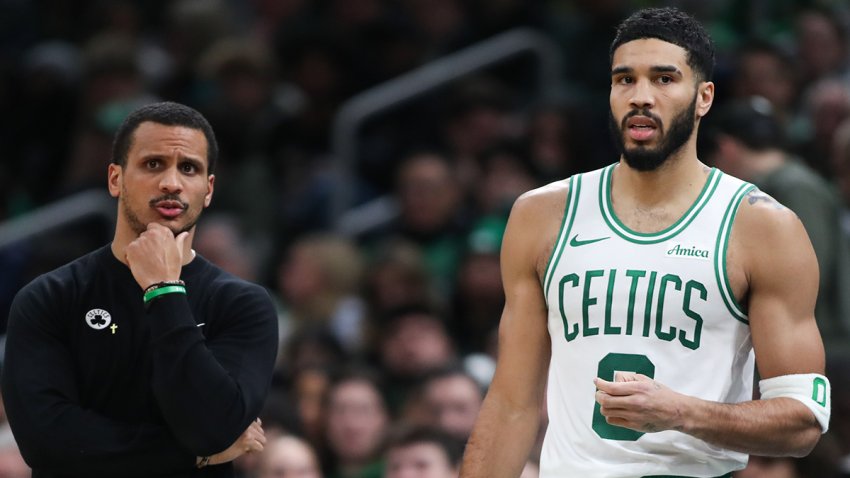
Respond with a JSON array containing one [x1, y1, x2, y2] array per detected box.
[[143, 284, 187, 304]]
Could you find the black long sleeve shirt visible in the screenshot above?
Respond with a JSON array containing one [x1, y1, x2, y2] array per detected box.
[[1, 245, 279, 477]]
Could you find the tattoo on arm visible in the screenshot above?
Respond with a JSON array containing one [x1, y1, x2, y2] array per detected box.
[[746, 189, 786, 210]]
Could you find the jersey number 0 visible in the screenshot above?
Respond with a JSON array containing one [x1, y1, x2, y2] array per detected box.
[[592, 353, 656, 441]]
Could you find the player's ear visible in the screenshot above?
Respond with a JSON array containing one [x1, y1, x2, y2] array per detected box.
[[696, 81, 714, 118], [108, 163, 122, 198]]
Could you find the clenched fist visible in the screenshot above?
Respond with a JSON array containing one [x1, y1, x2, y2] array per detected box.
[[125, 223, 189, 290]]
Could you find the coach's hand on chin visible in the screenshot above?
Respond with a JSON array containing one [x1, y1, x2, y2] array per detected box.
[[125, 222, 190, 289]]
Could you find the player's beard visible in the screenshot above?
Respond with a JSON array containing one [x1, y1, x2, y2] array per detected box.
[[120, 187, 198, 237], [608, 93, 697, 172]]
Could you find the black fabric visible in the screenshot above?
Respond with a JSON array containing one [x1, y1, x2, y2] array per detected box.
[[1, 245, 278, 477]]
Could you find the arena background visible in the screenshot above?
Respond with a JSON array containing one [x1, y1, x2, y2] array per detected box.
[[1, 0, 849, 476]]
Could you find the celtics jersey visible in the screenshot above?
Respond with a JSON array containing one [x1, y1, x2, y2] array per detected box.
[[540, 164, 756, 478]]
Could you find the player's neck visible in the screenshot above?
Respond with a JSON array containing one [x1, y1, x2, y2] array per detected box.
[[615, 146, 707, 208]]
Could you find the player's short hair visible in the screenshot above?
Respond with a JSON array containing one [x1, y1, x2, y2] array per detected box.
[[609, 7, 716, 82], [111, 101, 219, 173], [384, 426, 464, 467]]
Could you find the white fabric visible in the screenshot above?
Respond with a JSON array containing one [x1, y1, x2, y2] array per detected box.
[[759, 373, 831, 433], [541, 164, 755, 477]]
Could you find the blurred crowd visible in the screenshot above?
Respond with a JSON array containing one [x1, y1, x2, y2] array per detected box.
[[3, 0, 850, 477]]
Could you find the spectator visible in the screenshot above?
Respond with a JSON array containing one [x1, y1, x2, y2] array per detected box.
[[794, 7, 850, 88], [730, 40, 800, 131], [193, 213, 260, 282], [474, 142, 536, 217], [195, 37, 283, 237], [288, 365, 333, 446], [702, 96, 850, 356], [794, 78, 850, 178], [321, 368, 389, 478], [276, 235, 367, 353], [362, 239, 437, 323], [383, 426, 463, 478], [368, 152, 467, 293], [0, 389, 29, 478], [280, 326, 347, 377], [441, 78, 520, 191], [419, 368, 484, 442], [258, 435, 323, 478], [376, 305, 458, 412], [452, 216, 506, 355], [0, 444, 29, 478], [833, 118, 850, 229], [524, 104, 588, 183]]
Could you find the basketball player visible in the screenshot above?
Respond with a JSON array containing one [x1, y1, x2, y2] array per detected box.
[[1, 102, 278, 476], [460, 8, 829, 478]]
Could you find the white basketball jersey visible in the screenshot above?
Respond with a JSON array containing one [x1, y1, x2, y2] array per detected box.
[[541, 164, 756, 478]]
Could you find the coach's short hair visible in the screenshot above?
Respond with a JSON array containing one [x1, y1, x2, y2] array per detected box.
[[111, 101, 219, 173], [609, 7, 716, 82]]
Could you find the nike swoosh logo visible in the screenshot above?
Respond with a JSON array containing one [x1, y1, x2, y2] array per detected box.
[[569, 234, 610, 247]]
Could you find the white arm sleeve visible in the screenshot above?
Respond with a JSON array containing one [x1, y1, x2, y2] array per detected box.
[[759, 373, 830, 434]]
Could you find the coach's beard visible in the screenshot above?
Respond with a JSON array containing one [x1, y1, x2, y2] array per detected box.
[[609, 97, 697, 172], [120, 193, 198, 237]]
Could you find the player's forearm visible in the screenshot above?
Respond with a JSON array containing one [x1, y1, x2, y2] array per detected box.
[[682, 396, 821, 457], [460, 393, 542, 478]]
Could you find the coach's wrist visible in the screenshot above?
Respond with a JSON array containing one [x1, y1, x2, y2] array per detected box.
[[196, 455, 211, 468]]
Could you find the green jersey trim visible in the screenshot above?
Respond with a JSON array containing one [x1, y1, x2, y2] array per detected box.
[[599, 164, 721, 244], [544, 175, 581, 297], [714, 182, 755, 323]]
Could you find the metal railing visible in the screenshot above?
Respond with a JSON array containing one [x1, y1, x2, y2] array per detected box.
[[0, 28, 563, 245], [330, 27, 564, 227], [0, 189, 115, 249]]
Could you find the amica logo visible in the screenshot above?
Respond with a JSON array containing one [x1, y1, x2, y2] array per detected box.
[[666, 244, 710, 259]]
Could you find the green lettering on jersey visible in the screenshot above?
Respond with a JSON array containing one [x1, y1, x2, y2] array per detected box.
[[592, 353, 656, 441], [559, 273, 580, 341], [604, 269, 621, 335], [624, 269, 646, 336], [655, 274, 681, 342], [680, 280, 706, 350], [582, 269, 604, 337], [642, 271, 657, 337]]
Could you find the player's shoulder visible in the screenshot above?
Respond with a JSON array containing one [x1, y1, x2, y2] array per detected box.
[[734, 188, 804, 238], [730, 187, 814, 269], [511, 178, 571, 221], [504, 178, 573, 273]]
